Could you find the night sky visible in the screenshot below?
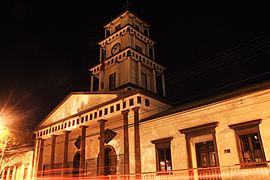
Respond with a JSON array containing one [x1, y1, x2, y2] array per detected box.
[[1, 1, 270, 132]]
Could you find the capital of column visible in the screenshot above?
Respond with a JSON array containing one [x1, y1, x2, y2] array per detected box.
[[97, 119, 108, 123], [132, 106, 140, 112], [121, 109, 130, 115], [51, 134, 58, 138], [79, 125, 89, 129]]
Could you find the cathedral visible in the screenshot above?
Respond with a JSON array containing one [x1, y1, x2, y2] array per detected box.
[[3, 10, 270, 180]]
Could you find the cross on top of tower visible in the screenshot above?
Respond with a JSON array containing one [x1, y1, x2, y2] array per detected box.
[[124, 0, 133, 11]]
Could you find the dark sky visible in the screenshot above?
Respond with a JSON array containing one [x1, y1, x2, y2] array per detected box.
[[1, 0, 270, 131]]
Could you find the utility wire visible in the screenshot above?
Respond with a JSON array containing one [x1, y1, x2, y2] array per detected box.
[[166, 33, 270, 84]]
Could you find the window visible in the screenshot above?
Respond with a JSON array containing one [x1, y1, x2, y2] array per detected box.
[[137, 96, 142, 104], [151, 137, 173, 172], [90, 114, 93, 120], [99, 110, 103, 117], [135, 45, 142, 53], [85, 115, 88, 122], [94, 112, 97, 119], [110, 106, 114, 113], [129, 98, 134, 106], [104, 108, 108, 115], [145, 99, 150, 107], [109, 73, 116, 91], [115, 24, 121, 31], [76, 118, 79, 124], [81, 116, 84, 123], [229, 119, 266, 167], [123, 101, 126, 109], [116, 104, 120, 111]]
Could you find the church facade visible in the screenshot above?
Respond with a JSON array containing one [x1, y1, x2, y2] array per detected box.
[[31, 11, 270, 180]]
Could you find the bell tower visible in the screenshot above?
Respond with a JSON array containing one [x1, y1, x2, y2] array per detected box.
[[89, 11, 166, 97]]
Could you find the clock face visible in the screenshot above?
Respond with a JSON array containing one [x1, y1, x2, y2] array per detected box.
[[111, 43, 121, 55]]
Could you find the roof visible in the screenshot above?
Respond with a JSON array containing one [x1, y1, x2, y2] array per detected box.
[[34, 88, 170, 131], [103, 10, 150, 28], [141, 80, 270, 122]]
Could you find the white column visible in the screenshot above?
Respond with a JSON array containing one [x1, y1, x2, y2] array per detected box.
[[20, 164, 25, 180], [162, 73, 166, 97], [6, 167, 10, 180], [146, 44, 150, 57], [1, 168, 5, 180], [152, 46, 155, 61], [138, 61, 141, 87], [32, 138, 40, 178], [127, 57, 131, 83], [27, 163, 32, 180], [90, 74, 94, 92], [11, 166, 16, 180], [99, 47, 102, 62], [132, 34, 135, 48], [99, 71, 105, 92], [152, 69, 157, 94], [116, 61, 120, 88]]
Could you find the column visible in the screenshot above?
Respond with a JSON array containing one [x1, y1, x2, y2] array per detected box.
[[127, 57, 131, 83], [212, 132, 220, 166], [152, 69, 157, 94], [116, 61, 120, 88], [38, 139, 44, 175], [184, 136, 194, 179], [161, 73, 166, 97], [146, 44, 150, 57], [132, 34, 136, 48], [152, 46, 155, 61], [1, 168, 5, 180], [80, 126, 88, 175], [122, 110, 130, 174], [132, 107, 141, 174], [99, 47, 102, 62], [6, 167, 10, 180], [11, 166, 16, 180], [90, 74, 94, 92], [32, 138, 39, 178], [99, 71, 105, 92], [62, 131, 71, 175], [98, 119, 107, 176], [20, 164, 25, 180], [138, 61, 142, 87], [50, 135, 57, 170]]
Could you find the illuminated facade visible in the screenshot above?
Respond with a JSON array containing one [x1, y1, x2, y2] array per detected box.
[[1, 146, 34, 180], [32, 11, 270, 179]]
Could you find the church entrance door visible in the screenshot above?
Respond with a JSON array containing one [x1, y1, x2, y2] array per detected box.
[[104, 146, 117, 175]]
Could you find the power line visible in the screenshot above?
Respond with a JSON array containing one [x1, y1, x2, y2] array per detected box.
[[166, 33, 270, 84]]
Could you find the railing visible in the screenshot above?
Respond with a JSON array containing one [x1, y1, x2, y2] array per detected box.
[[35, 162, 270, 180]]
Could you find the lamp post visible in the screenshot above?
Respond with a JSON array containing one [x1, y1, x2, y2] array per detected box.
[[0, 127, 9, 175]]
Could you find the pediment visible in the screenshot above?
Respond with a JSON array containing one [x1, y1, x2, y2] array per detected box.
[[38, 92, 118, 128]]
